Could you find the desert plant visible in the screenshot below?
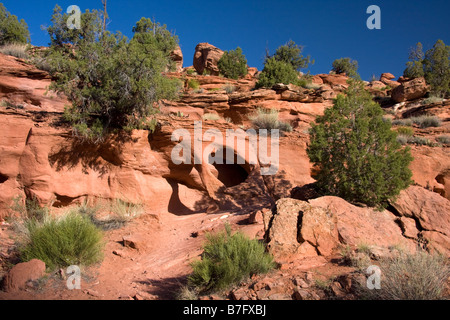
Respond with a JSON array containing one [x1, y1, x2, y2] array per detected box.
[[249, 108, 292, 133], [188, 224, 275, 293], [423, 40, 450, 97], [360, 250, 450, 300], [42, 9, 180, 143], [0, 43, 29, 59], [20, 211, 104, 270], [422, 95, 444, 105], [0, 3, 30, 45], [331, 57, 359, 78], [411, 115, 441, 128], [392, 118, 413, 127], [403, 40, 450, 97], [436, 135, 450, 145], [407, 136, 435, 146], [403, 42, 425, 79], [395, 126, 414, 137], [396, 134, 410, 145], [223, 84, 236, 94], [271, 40, 313, 71], [307, 80, 413, 207], [218, 47, 248, 80], [256, 57, 300, 89], [188, 79, 200, 90]]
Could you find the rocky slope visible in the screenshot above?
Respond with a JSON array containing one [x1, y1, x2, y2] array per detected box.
[[0, 49, 449, 300]]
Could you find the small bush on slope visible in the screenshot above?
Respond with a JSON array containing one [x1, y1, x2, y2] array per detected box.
[[188, 224, 275, 293]]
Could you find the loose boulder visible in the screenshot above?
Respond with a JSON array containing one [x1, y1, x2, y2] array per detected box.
[[2, 259, 46, 292], [391, 77, 430, 102]]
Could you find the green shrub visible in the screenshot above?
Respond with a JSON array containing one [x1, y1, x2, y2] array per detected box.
[[360, 250, 450, 300], [0, 3, 30, 45], [256, 40, 313, 88], [0, 43, 29, 59], [256, 57, 300, 89], [395, 126, 414, 137], [307, 80, 413, 207], [218, 47, 248, 80], [331, 57, 359, 78], [186, 68, 196, 76], [188, 79, 200, 90], [249, 108, 292, 133], [403, 40, 450, 97], [188, 224, 275, 293], [41, 9, 180, 143], [403, 42, 425, 79], [272, 40, 313, 71], [21, 212, 104, 270]]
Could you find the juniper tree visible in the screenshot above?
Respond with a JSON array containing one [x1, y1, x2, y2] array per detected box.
[[218, 47, 248, 80], [307, 80, 413, 207], [0, 3, 30, 45]]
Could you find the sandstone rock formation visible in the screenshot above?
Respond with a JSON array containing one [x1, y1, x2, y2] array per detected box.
[[193, 43, 224, 76], [391, 186, 450, 255], [170, 45, 183, 72], [379, 73, 401, 88], [391, 77, 430, 102], [264, 195, 420, 262]]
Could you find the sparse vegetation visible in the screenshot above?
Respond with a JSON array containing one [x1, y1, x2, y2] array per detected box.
[[392, 118, 413, 127], [437, 135, 450, 145], [411, 115, 441, 128], [188, 79, 200, 90], [0, 43, 29, 59], [188, 224, 275, 293], [249, 108, 292, 133], [223, 84, 236, 94], [359, 250, 450, 300], [218, 47, 248, 80], [422, 95, 444, 105], [395, 126, 414, 137], [307, 80, 413, 207]]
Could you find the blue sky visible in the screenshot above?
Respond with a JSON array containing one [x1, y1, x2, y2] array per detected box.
[[2, 0, 450, 80]]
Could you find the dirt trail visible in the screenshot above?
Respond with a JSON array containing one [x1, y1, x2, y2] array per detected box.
[[0, 208, 260, 300]]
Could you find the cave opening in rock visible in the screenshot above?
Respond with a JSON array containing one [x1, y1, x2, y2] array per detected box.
[[209, 149, 250, 188], [0, 173, 8, 184], [213, 163, 249, 188]]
